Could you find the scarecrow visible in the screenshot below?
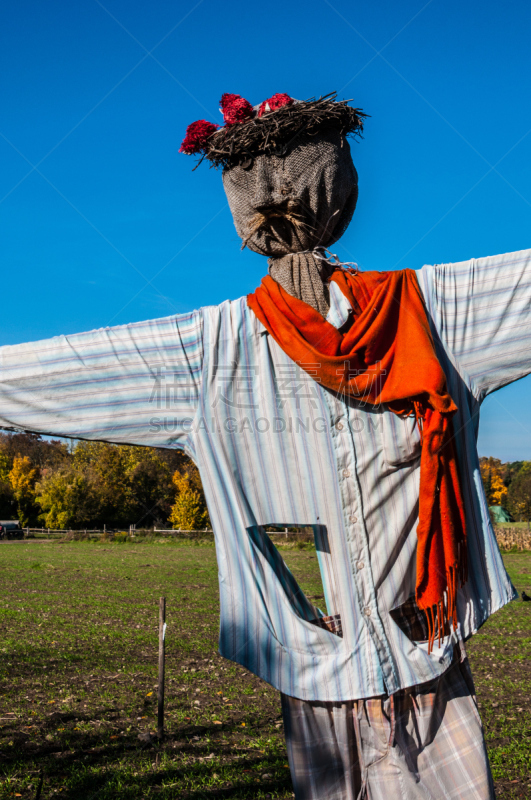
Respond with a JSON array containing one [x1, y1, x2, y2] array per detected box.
[[1, 92, 530, 799]]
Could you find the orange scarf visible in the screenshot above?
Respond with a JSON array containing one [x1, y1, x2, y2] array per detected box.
[[248, 268, 467, 650]]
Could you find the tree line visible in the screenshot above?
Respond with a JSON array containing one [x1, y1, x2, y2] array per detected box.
[[0, 433, 210, 530], [480, 456, 531, 524], [2, 434, 527, 532]]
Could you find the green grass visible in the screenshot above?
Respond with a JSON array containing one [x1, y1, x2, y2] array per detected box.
[[0, 539, 530, 798], [467, 552, 531, 798], [496, 522, 531, 529]]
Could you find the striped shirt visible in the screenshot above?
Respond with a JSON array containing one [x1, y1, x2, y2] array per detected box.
[[0, 249, 529, 701]]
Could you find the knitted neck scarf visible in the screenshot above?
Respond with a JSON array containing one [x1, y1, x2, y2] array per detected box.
[[248, 267, 467, 651]]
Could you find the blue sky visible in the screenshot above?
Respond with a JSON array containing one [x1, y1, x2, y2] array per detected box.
[[1, 0, 531, 461]]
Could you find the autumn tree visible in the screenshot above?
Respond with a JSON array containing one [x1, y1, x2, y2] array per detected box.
[[71, 441, 173, 527], [0, 432, 68, 470], [480, 457, 508, 507], [36, 465, 101, 529], [0, 448, 16, 519], [507, 465, 531, 529], [0, 432, 207, 530], [0, 450, 10, 483], [128, 458, 174, 527], [0, 434, 67, 521], [489, 472, 507, 507], [169, 469, 210, 530], [503, 461, 525, 487], [9, 455, 40, 526]]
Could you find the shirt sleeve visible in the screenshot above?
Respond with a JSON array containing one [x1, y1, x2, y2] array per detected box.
[[0, 310, 204, 449], [417, 249, 531, 400]]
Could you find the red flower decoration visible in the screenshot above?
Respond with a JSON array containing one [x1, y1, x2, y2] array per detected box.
[[257, 93, 293, 117], [220, 93, 254, 126], [179, 120, 220, 155]]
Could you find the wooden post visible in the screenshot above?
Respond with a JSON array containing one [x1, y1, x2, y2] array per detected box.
[[35, 770, 44, 800], [157, 597, 166, 739]]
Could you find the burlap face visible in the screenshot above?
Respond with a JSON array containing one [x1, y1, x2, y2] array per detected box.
[[222, 130, 358, 256], [222, 130, 358, 316]]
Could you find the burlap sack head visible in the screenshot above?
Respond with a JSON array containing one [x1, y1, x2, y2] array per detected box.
[[180, 93, 365, 315], [222, 129, 358, 256], [222, 129, 358, 315]]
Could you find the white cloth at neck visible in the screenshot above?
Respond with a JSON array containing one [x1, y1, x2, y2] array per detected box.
[[325, 281, 352, 329]]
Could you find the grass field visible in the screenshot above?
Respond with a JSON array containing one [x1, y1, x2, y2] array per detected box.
[[0, 539, 530, 799]]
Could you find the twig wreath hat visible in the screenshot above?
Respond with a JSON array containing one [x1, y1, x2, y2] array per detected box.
[[180, 92, 367, 316]]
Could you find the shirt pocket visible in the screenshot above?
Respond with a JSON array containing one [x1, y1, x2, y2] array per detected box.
[[381, 409, 421, 467]]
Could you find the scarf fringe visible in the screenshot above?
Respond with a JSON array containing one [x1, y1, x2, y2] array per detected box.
[[421, 543, 468, 654]]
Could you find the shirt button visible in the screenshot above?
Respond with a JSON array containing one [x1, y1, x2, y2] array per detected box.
[[342, 469, 350, 477], [363, 607, 372, 616], [356, 560, 364, 570], [350, 515, 357, 523], [336, 421, 344, 430]]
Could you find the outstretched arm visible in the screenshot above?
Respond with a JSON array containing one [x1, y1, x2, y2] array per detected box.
[[0, 310, 204, 450], [417, 248, 531, 400]]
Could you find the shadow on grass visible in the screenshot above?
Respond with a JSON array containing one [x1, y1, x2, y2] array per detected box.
[[1, 717, 293, 799]]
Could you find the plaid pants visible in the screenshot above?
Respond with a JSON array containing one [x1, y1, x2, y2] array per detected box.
[[281, 648, 495, 800]]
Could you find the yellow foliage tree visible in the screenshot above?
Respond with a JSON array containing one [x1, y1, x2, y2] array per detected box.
[[480, 458, 508, 507], [169, 471, 210, 531], [9, 455, 39, 526], [489, 472, 508, 506]]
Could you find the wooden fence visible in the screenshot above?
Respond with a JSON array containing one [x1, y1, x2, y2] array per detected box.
[[24, 527, 197, 540], [20, 526, 531, 549], [22, 525, 311, 540], [152, 527, 299, 538]]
